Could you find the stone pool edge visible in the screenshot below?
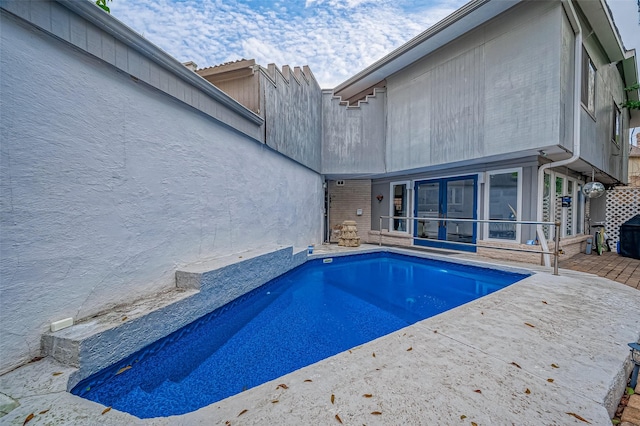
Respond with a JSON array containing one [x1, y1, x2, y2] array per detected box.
[[1, 246, 638, 424], [41, 245, 534, 391]]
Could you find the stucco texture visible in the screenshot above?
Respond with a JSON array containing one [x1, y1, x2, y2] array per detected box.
[[0, 14, 323, 374]]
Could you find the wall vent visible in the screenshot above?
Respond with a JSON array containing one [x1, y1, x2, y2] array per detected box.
[[336, 180, 345, 186]]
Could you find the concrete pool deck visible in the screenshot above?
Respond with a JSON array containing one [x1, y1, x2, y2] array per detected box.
[[1, 245, 639, 425]]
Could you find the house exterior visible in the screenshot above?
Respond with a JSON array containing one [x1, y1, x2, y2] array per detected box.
[[0, 0, 637, 375], [320, 0, 639, 261], [190, 1, 639, 261]]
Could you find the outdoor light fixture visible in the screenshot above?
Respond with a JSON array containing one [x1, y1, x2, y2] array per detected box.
[[376, 194, 384, 202], [629, 342, 640, 389], [582, 170, 605, 199]]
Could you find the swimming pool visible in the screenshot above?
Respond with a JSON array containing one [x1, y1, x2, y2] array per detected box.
[[71, 252, 528, 418]]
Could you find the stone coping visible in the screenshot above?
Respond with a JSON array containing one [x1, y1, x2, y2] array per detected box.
[[41, 245, 308, 388], [2, 247, 637, 424]]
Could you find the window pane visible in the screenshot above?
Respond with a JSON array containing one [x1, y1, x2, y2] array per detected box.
[[576, 184, 584, 234], [581, 47, 596, 115], [566, 181, 573, 236], [587, 61, 595, 113], [612, 104, 621, 147], [542, 173, 551, 239], [392, 184, 407, 232], [446, 179, 475, 243], [488, 172, 518, 240], [555, 177, 564, 239], [416, 182, 439, 239]]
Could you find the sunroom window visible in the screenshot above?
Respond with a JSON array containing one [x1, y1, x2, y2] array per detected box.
[[389, 182, 410, 232], [486, 170, 521, 241]]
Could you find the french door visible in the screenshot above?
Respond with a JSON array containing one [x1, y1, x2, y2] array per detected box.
[[414, 175, 477, 252]]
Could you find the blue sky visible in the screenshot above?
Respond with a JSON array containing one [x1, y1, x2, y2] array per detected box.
[[109, 0, 639, 89], [109, 0, 472, 87]]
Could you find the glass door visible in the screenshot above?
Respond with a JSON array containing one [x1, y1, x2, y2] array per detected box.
[[445, 178, 476, 244], [415, 181, 440, 240], [414, 175, 477, 251]]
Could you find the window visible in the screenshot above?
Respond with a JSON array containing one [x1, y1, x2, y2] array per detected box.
[[581, 47, 596, 115], [389, 181, 410, 233], [612, 102, 622, 148], [485, 169, 521, 241], [447, 185, 464, 205], [542, 172, 551, 239], [543, 171, 585, 239]]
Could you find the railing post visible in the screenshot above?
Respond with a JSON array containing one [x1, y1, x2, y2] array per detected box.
[[379, 217, 382, 246], [553, 222, 560, 275]]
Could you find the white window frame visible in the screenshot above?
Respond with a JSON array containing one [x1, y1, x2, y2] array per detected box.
[[564, 178, 577, 237], [483, 168, 523, 243], [389, 181, 411, 234], [581, 46, 596, 118], [544, 171, 585, 238], [612, 101, 622, 148]]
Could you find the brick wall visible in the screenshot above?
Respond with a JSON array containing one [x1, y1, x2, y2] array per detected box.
[[477, 234, 589, 264], [368, 231, 413, 247], [328, 180, 372, 243]]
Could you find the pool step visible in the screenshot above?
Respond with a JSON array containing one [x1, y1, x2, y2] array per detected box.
[[41, 245, 309, 389]]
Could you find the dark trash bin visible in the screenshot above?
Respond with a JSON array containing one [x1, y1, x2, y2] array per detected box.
[[619, 214, 640, 260]]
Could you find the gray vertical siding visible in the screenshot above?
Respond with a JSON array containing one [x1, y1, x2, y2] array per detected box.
[[262, 65, 323, 172], [484, 4, 561, 155], [385, 1, 563, 174], [578, 19, 627, 182], [321, 89, 386, 174], [559, 11, 576, 150]]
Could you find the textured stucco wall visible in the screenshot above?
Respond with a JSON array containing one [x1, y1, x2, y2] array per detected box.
[[0, 13, 323, 374]]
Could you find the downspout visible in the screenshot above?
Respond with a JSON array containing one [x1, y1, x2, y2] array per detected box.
[[536, 0, 582, 266]]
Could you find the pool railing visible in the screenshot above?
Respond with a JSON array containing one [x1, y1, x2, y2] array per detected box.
[[378, 216, 562, 275]]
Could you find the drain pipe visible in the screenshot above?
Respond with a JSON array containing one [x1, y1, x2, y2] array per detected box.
[[536, 0, 582, 267]]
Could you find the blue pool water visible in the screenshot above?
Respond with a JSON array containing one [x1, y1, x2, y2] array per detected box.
[[71, 252, 528, 418]]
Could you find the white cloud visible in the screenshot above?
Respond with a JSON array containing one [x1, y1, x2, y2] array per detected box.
[[109, 0, 465, 88]]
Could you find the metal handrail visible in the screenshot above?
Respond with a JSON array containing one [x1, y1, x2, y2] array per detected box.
[[378, 216, 562, 275]]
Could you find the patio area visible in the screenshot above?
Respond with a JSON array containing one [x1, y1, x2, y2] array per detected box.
[[560, 251, 640, 290], [1, 245, 638, 425]]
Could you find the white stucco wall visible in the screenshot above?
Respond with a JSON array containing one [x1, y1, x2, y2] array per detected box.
[[0, 13, 323, 374]]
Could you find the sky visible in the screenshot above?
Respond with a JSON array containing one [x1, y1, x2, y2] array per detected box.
[[109, 0, 639, 89], [108, 0, 639, 143], [108, 0, 467, 87]]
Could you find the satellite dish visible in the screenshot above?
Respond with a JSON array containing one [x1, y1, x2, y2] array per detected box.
[[582, 181, 605, 198]]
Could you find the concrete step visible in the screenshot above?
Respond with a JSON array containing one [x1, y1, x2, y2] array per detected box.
[[41, 245, 307, 389]]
